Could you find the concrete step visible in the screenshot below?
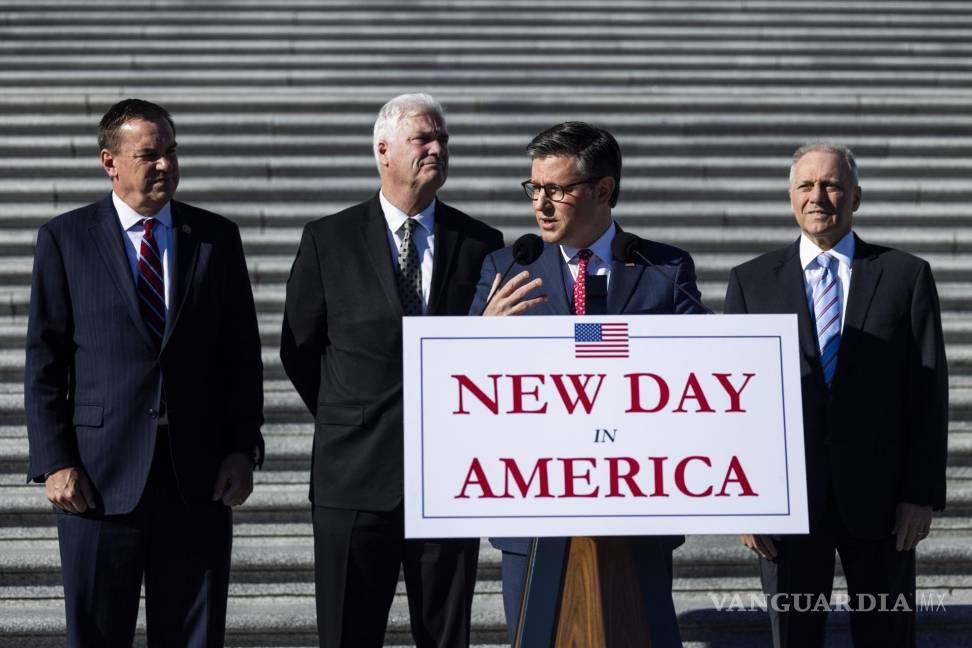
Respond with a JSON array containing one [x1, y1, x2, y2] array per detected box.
[[3, 4, 972, 26], [6, 246, 972, 291], [0, 588, 505, 648], [0, 422, 313, 475], [15, 154, 972, 180], [4, 347, 972, 404], [7, 133, 972, 160], [7, 109, 972, 137], [3, 423, 972, 473], [0, 589, 970, 648], [3, 476, 972, 527], [6, 275, 972, 319], [8, 93, 972, 116], [0, 551, 969, 646], [10, 54, 972, 75], [5, 32, 972, 57], [4, 20, 972, 44], [11, 201, 972, 232], [1, 530, 970, 587], [0, 309, 970, 357], [4, 221, 972, 258]]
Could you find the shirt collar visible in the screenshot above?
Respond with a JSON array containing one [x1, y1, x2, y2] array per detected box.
[[799, 230, 855, 271], [560, 221, 617, 265], [112, 192, 173, 231], [379, 190, 436, 235]]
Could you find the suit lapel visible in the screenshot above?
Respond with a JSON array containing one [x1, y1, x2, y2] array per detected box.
[[88, 194, 156, 349], [835, 235, 883, 378], [776, 241, 821, 371], [163, 201, 200, 348], [608, 258, 648, 314], [427, 202, 460, 315], [359, 195, 403, 317], [534, 244, 571, 314]]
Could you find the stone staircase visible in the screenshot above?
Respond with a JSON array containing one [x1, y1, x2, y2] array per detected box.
[[1, 1, 972, 646]]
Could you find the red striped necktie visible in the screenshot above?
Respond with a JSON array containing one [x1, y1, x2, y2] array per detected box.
[[136, 218, 165, 349]]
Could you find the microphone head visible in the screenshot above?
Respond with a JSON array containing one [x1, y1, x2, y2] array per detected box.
[[511, 233, 544, 265], [611, 231, 641, 263]]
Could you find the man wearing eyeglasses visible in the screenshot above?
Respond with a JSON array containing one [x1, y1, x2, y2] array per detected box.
[[469, 121, 706, 647]]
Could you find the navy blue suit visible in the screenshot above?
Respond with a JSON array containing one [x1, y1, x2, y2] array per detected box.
[[469, 227, 706, 647], [25, 193, 264, 647]]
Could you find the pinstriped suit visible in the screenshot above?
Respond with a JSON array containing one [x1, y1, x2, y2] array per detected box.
[[25, 193, 264, 647]]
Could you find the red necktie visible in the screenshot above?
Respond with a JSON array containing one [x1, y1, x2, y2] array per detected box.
[[573, 249, 593, 315], [136, 218, 165, 348]]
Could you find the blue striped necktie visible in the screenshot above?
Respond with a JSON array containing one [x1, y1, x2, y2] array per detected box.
[[812, 252, 841, 387]]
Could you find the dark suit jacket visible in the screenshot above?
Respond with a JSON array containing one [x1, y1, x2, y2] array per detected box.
[[469, 228, 705, 318], [25, 193, 265, 515], [280, 194, 504, 511], [470, 227, 707, 554], [724, 234, 948, 539]]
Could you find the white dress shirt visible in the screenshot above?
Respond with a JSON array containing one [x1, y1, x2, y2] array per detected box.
[[799, 230, 854, 333], [380, 191, 435, 314], [560, 221, 616, 295], [113, 192, 173, 311]]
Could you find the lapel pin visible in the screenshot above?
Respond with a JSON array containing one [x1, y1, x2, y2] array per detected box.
[[182, 224, 192, 234]]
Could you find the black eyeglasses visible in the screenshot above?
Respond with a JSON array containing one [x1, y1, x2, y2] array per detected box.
[[521, 177, 599, 202]]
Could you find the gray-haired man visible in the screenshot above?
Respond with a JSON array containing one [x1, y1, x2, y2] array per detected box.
[[280, 93, 503, 648], [725, 144, 948, 648]]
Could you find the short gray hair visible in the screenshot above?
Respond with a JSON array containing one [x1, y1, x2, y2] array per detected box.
[[372, 93, 445, 168], [789, 143, 859, 186]]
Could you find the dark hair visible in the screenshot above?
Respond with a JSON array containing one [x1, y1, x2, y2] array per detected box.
[[526, 121, 622, 207], [98, 98, 176, 152]]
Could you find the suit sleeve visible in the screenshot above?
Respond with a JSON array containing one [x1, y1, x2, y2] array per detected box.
[[900, 261, 949, 510], [219, 222, 265, 463], [723, 267, 749, 315], [280, 224, 327, 415], [467, 251, 499, 316], [24, 224, 79, 482], [672, 252, 708, 314]]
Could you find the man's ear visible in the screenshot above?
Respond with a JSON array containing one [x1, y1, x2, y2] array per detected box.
[[376, 140, 389, 168], [100, 149, 118, 181], [595, 177, 616, 205], [852, 186, 862, 212]]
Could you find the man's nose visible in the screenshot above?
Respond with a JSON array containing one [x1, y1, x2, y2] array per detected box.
[[808, 182, 827, 203], [427, 138, 446, 157], [533, 190, 552, 209]]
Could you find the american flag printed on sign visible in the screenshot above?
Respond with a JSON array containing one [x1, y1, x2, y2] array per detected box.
[[574, 322, 630, 358]]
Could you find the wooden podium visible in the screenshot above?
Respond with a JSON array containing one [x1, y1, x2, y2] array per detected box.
[[514, 537, 652, 648]]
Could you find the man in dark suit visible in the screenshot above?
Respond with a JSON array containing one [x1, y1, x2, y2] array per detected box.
[[724, 143, 948, 648], [280, 93, 503, 648], [469, 121, 707, 647], [24, 98, 264, 647]]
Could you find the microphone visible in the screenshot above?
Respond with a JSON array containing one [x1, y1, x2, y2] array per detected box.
[[478, 233, 544, 315], [611, 232, 714, 314]]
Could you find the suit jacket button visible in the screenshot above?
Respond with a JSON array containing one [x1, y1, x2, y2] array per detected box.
[[148, 408, 157, 418]]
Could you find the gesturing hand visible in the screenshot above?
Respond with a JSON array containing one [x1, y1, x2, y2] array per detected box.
[[483, 271, 547, 316]]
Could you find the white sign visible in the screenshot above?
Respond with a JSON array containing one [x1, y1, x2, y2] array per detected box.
[[403, 315, 807, 538]]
